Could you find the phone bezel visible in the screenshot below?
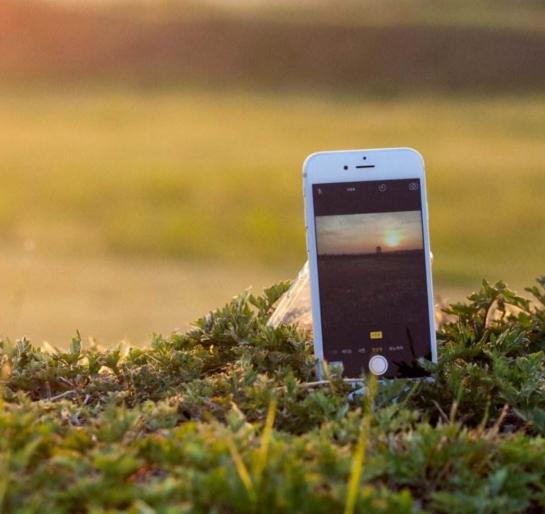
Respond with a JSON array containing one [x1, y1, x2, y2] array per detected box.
[[302, 147, 437, 378]]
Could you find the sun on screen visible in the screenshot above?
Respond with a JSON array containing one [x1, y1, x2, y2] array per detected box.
[[384, 229, 402, 248]]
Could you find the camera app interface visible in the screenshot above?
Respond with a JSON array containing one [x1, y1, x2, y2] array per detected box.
[[313, 178, 432, 378]]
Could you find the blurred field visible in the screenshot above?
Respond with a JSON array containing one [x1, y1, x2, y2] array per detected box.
[[0, 0, 544, 344], [2, 1, 545, 93], [0, 247, 286, 347], [2, 87, 544, 275]]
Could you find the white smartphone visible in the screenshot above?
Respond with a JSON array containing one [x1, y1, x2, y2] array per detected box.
[[303, 148, 436, 379]]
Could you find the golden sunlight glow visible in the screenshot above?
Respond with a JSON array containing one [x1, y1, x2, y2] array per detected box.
[[384, 229, 402, 247]]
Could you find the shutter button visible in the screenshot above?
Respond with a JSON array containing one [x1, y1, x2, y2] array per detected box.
[[368, 355, 388, 376]]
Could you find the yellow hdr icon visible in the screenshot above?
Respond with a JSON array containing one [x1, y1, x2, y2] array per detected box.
[[370, 331, 383, 340]]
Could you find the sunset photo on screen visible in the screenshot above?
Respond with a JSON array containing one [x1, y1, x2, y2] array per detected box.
[[316, 210, 423, 256]]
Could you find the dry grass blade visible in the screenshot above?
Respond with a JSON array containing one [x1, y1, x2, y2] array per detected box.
[[344, 375, 377, 514], [226, 437, 256, 504]]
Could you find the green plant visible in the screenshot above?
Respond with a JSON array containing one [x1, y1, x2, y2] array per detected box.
[[0, 277, 545, 513]]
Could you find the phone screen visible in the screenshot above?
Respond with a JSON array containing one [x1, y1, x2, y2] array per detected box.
[[312, 178, 432, 378]]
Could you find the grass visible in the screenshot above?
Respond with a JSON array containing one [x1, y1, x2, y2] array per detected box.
[[0, 87, 544, 290], [1, 277, 545, 512]]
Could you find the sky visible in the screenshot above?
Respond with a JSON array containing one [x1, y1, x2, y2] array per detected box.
[[316, 210, 423, 255]]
